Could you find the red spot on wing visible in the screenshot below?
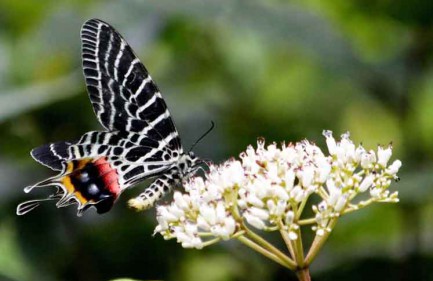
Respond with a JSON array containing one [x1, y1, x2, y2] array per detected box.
[[94, 157, 121, 197]]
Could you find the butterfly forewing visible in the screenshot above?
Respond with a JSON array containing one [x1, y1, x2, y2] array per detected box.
[[81, 19, 181, 150]]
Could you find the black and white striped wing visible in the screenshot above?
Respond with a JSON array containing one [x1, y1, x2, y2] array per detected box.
[[17, 19, 200, 216], [81, 19, 181, 152]]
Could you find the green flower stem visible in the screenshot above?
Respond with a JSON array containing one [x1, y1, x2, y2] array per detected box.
[[226, 187, 242, 220], [279, 227, 296, 259], [296, 197, 308, 220], [227, 186, 295, 269], [317, 186, 329, 200], [341, 206, 358, 215], [305, 217, 339, 265], [232, 230, 246, 238], [278, 220, 305, 267], [292, 227, 305, 267], [298, 218, 316, 225], [243, 224, 296, 269], [279, 222, 310, 281], [342, 199, 378, 215], [237, 236, 293, 269], [198, 232, 219, 237], [201, 238, 221, 248]]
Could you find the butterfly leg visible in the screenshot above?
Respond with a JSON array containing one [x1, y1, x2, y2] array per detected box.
[[128, 175, 174, 211]]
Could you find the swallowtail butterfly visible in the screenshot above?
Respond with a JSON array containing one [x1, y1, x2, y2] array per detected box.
[[16, 19, 204, 216]]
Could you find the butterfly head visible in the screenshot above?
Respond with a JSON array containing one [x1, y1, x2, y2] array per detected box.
[[177, 151, 203, 177]]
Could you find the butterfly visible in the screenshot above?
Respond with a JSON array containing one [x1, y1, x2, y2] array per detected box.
[[16, 19, 205, 216]]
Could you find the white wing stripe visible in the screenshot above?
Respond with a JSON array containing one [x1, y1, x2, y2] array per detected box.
[[114, 41, 126, 81], [122, 58, 140, 86], [82, 38, 96, 44], [83, 58, 98, 63], [83, 29, 97, 36], [108, 79, 116, 128], [149, 109, 170, 127], [104, 32, 113, 73], [135, 132, 179, 162], [134, 75, 152, 97], [49, 144, 62, 160], [137, 92, 157, 114]]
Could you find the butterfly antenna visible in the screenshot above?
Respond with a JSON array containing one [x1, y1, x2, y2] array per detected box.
[[189, 121, 215, 152]]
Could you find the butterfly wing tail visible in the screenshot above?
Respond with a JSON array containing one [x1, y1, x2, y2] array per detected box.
[[16, 193, 63, 215]]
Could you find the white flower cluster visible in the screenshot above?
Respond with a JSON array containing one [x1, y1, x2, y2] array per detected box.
[[237, 138, 331, 239], [154, 131, 401, 248], [313, 131, 401, 235], [154, 161, 243, 249]]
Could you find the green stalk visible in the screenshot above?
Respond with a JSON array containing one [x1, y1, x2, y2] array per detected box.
[[237, 236, 293, 269], [243, 224, 296, 269], [298, 218, 316, 225], [227, 184, 296, 269], [279, 221, 310, 281], [296, 197, 308, 220], [200, 238, 221, 247], [305, 217, 338, 265], [279, 227, 296, 259], [292, 227, 305, 267]]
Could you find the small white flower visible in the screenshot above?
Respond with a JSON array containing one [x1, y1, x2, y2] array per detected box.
[[317, 157, 331, 183], [387, 160, 402, 175], [248, 207, 270, 221], [318, 201, 328, 212], [221, 217, 236, 239], [288, 231, 298, 240], [370, 187, 382, 198], [361, 150, 377, 169], [244, 213, 266, 229], [197, 216, 211, 231], [158, 207, 179, 222], [299, 166, 315, 188], [284, 170, 296, 190], [246, 193, 265, 208], [334, 195, 348, 212], [290, 185, 305, 202], [323, 130, 337, 155], [173, 192, 189, 210], [285, 210, 295, 225], [377, 145, 393, 167], [267, 199, 287, 217], [359, 174, 375, 192], [200, 204, 217, 225], [354, 145, 366, 162], [326, 179, 341, 207], [337, 132, 356, 162], [272, 185, 290, 201]]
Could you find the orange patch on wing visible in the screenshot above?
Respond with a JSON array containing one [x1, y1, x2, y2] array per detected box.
[[61, 176, 88, 204], [61, 175, 75, 193], [65, 158, 92, 174], [61, 159, 95, 205]]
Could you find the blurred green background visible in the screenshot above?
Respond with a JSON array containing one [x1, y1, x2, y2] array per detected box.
[[1, 0, 433, 280]]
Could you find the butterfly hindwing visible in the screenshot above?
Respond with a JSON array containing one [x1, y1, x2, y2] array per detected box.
[[31, 141, 73, 171]]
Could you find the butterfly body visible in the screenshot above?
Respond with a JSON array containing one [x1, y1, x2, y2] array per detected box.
[[16, 19, 202, 216]]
